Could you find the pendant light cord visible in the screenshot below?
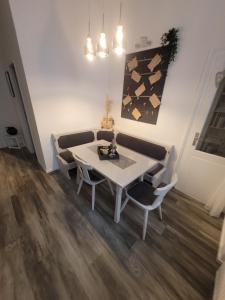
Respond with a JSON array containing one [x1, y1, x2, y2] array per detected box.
[[102, 0, 105, 31], [88, 0, 91, 35], [119, 1, 122, 23]]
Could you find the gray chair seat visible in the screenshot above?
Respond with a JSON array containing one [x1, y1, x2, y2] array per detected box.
[[88, 169, 105, 182], [127, 182, 156, 206]]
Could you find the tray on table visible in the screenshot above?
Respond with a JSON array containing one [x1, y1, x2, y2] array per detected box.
[[97, 146, 119, 160]]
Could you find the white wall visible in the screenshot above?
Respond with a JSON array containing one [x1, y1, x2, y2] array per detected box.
[[9, 0, 110, 172], [0, 0, 45, 166]]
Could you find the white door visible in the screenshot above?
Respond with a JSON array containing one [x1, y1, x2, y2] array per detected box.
[[177, 49, 225, 204]]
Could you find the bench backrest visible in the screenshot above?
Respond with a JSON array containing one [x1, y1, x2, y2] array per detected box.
[[116, 132, 167, 161], [52, 130, 95, 153], [96, 130, 114, 142]]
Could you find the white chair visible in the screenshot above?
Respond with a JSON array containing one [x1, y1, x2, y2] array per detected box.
[[75, 156, 114, 210], [120, 173, 178, 240]]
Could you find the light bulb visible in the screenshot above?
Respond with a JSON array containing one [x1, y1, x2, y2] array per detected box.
[[87, 37, 94, 52], [114, 46, 124, 56], [98, 51, 108, 58], [97, 32, 108, 58], [100, 32, 107, 49], [86, 53, 94, 61], [113, 25, 125, 56], [85, 36, 95, 61], [116, 25, 123, 43]]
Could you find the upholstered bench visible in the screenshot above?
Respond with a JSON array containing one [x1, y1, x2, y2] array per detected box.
[[116, 132, 172, 187], [52, 129, 171, 185], [52, 129, 114, 179], [52, 130, 95, 179]]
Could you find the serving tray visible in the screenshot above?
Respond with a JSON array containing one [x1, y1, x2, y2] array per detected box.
[[97, 146, 119, 160]]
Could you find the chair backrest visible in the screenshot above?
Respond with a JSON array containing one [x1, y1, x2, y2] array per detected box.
[[74, 155, 92, 182], [152, 173, 178, 209]]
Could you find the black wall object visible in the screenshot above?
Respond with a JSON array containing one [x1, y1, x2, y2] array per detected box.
[[121, 46, 171, 125], [5, 71, 15, 97], [6, 127, 18, 135]]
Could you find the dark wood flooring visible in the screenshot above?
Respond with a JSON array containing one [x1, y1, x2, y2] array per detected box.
[[0, 148, 222, 300]]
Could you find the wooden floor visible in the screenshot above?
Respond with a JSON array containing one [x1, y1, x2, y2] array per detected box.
[[0, 148, 222, 300]]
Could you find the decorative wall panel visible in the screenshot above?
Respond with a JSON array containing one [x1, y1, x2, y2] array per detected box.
[[121, 46, 171, 124]]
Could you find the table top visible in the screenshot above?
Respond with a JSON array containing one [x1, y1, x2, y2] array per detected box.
[[69, 140, 157, 188]]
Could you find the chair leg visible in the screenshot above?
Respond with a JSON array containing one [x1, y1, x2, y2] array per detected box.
[[91, 185, 96, 210], [120, 197, 129, 213], [139, 175, 144, 182], [76, 168, 80, 184], [77, 179, 83, 195], [107, 179, 114, 196], [158, 205, 163, 221], [142, 210, 149, 240], [61, 166, 71, 180]]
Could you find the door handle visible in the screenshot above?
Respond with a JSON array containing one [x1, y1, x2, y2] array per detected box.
[[192, 132, 200, 146]]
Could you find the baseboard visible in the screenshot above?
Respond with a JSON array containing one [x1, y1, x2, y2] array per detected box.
[[45, 166, 59, 174]]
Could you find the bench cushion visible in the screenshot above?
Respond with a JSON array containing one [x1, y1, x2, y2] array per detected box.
[[148, 163, 164, 176], [58, 131, 95, 149], [116, 133, 167, 161], [96, 130, 114, 142], [59, 150, 75, 163]]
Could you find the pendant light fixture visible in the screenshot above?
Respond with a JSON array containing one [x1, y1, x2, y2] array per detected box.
[[85, 0, 95, 61], [97, 0, 109, 58], [113, 1, 125, 56]]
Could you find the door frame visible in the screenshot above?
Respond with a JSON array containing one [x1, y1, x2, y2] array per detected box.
[[9, 62, 35, 153], [176, 48, 225, 172]]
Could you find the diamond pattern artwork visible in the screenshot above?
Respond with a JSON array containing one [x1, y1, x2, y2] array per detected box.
[[132, 107, 142, 120], [131, 70, 141, 83], [121, 46, 171, 124], [149, 93, 161, 109]]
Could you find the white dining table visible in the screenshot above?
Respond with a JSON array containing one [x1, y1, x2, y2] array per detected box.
[[69, 140, 158, 223]]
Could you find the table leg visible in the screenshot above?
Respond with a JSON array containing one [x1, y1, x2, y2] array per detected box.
[[114, 185, 123, 223]]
